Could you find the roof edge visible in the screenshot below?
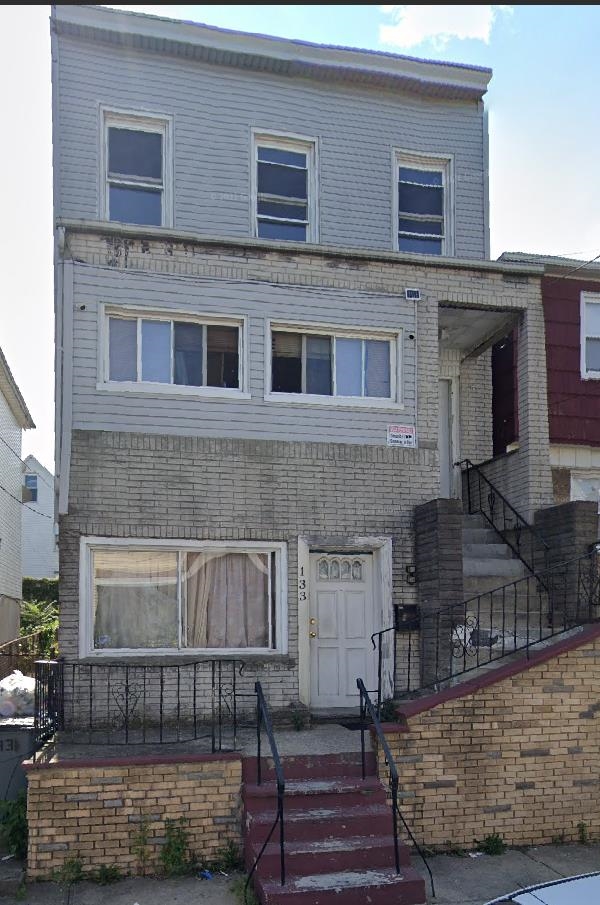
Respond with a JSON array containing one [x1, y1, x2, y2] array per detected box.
[[0, 347, 35, 430], [499, 251, 600, 279], [52, 5, 492, 100]]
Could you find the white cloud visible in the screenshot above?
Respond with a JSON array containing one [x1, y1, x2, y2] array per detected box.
[[379, 5, 512, 50]]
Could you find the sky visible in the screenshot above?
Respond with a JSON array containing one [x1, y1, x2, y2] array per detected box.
[[1, 4, 600, 470]]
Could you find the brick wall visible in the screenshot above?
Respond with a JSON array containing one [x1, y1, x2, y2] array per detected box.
[[25, 752, 242, 878], [61, 430, 439, 706], [414, 498, 463, 687], [378, 625, 600, 848]]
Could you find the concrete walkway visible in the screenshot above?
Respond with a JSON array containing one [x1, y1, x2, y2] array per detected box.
[[1, 845, 599, 904]]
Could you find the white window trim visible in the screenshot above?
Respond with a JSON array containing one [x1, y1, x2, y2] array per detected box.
[[392, 148, 454, 256], [251, 129, 319, 244], [580, 291, 600, 379], [79, 537, 288, 659], [264, 319, 403, 410], [100, 106, 174, 228], [96, 303, 250, 399]]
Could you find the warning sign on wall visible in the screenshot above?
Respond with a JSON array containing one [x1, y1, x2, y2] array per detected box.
[[386, 424, 416, 448]]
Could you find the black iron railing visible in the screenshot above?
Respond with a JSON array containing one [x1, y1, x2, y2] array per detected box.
[[245, 681, 285, 904], [34, 659, 64, 747], [460, 458, 549, 576], [370, 626, 396, 718], [357, 678, 434, 898], [37, 659, 239, 750], [397, 548, 600, 694]]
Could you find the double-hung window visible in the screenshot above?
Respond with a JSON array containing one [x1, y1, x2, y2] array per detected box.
[[581, 292, 600, 378], [395, 152, 452, 255], [82, 540, 286, 655], [253, 133, 317, 242], [105, 309, 242, 392], [24, 474, 38, 503], [102, 110, 172, 227], [270, 326, 398, 403]]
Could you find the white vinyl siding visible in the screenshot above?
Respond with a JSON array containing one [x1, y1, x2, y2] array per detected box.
[[73, 266, 416, 445], [56, 35, 485, 257]]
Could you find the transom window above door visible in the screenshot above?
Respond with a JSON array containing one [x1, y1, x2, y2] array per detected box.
[[253, 133, 317, 243], [268, 324, 400, 406], [102, 307, 245, 395], [395, 152, 453, 256], [102, 109, 172, 227]]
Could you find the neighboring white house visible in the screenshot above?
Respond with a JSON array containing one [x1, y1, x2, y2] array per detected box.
[[0, 347, 35, 643], [22, 456, 58, 579]]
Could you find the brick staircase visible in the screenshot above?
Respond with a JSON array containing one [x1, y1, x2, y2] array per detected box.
[[242, 751, 426, 905]]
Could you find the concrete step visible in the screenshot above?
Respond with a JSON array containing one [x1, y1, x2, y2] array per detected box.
[[247, 834, 411, 876], [463, 542, 513, 559], [463, 575, 542, 597], [243, 776, 385, 811], [256, 866, 426, 905], [463, 528, 500, 544], [242, 751, 376, 784], [245, 801, 394, 844], [463, 558, 527, 579]]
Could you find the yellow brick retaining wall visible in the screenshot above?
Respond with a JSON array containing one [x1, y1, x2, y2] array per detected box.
[[379, 625, 600, 849], [24, 752, 242, 878]]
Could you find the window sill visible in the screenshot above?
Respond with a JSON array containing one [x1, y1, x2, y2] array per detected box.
[[264, 392, 404, 411], [96, 381, 251, 401], [81, 648, 287, 660]]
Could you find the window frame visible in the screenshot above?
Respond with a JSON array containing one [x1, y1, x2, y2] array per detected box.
[[100, 107, 173, 228], [265, 320, 403, 409], [24, 474, 38, 503], [251, 130, 319, 244], [580, 292, 600, 379], [97, 304, 250, 399], [392, 149, 454, 256], [79, 537, 288, 658]]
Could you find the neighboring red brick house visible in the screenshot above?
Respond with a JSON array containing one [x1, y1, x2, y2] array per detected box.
[[499, 252, 600, 507]]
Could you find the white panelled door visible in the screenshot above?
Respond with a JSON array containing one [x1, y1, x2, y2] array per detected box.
[[309, 553, 377, 709]]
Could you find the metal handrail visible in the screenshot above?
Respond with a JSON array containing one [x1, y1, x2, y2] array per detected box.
[[397, 547, 600, 693], [245, 681, 285, 904], [459, 458, 549, 576], [370, 626, 396, 717], [357, 678, 435, 899]]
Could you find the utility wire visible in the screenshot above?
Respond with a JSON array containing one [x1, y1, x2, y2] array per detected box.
[[546, 251, 600, 282], [0, 436, 54, 492], [0, 481, 55, 521]]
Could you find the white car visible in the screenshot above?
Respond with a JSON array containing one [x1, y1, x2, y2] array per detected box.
[[484, 872, 600, 904]]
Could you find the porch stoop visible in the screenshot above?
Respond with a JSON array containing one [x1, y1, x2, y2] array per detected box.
[[242, 752, 426, 905]]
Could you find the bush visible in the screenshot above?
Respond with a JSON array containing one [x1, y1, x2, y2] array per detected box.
[[0, 790, 28, 860], [19, 600, 58, 659], [21, 578, 58, 606]]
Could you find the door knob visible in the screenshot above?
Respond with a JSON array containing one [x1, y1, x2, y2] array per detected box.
[[309, 618, 317, 625], [309, 631, 317, 638]]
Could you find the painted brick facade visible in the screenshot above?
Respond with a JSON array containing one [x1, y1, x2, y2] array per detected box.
[[25, 752, 241, 878]]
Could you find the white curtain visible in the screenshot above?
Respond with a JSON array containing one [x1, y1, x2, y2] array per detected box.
[[186, 552, 269, 649], [93, 550, 178, 649]]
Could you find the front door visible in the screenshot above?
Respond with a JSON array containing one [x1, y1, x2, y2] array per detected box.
[[309, 553, 377, 709]]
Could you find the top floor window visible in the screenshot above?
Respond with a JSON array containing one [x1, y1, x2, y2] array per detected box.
[[581, 293, 600, 378], [253, 133, 317, 243], [102, 109, 172, 227], [395, 152, 452, 256]]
